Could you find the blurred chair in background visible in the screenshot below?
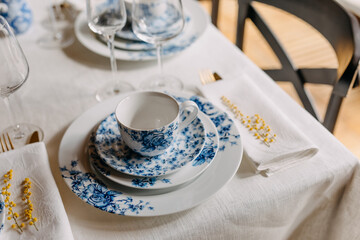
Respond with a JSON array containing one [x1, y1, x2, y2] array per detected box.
[[235, 0, 360, 133]]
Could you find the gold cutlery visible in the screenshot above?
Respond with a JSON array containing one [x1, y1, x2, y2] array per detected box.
[[0, 133, 14, 153], [28, 131, 40, 144], [199, 69, 222, 85]]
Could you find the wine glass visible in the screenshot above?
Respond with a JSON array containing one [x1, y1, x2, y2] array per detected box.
[[37, 0, 74, 48], [86, 0, 135, 102], [132, 0, 185, 91], [0, 16, 44, 148]]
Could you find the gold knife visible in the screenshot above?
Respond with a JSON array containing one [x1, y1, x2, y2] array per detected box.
[[28, 131, 40, 144]]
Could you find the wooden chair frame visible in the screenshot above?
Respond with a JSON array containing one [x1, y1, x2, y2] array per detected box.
[[235, 0, 360, 132]]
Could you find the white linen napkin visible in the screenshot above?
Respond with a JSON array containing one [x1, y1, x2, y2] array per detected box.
[[199, 73, 318, 176], [0, 142, 74, 240]]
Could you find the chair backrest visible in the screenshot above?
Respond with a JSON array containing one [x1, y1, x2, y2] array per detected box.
[[236, 0, 360, 132]]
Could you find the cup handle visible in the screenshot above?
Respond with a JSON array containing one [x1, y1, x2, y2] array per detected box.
[[178, 100, 199, 130]]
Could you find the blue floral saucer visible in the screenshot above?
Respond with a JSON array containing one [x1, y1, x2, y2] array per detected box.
[[89, 112, 219, 190], [93, 113, 205, 177], [0, 194, 4, 234]]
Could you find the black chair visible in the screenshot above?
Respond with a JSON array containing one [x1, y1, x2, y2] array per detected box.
[[235, 0, 360, 132], [211, 0, 219, 26], [198, 0, 220, 26]]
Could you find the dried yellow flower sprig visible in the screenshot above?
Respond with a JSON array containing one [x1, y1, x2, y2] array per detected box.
[[22, 178, 39, 231], [221, 96, 276, 147], [1, 170, 25, 232]]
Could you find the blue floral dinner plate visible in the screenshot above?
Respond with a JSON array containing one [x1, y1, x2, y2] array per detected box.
[[74, 0, 209, 61], [59, 93, 243, 216], [0, 194, 5, 234], [93, 112, 205, 177], [89, 111, 219, 190]]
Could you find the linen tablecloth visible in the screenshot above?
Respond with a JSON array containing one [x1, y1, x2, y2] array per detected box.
[[0, 0, 359, 239]]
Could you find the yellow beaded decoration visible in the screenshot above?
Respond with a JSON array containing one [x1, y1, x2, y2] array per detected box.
[[221, 96, 276, 147], [22, 178, 39, 231], [1, 170, 24, 232]]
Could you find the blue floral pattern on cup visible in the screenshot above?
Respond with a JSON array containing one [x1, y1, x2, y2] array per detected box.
[[59, 94, 240, 215], [120, 121, 178, 155], [95, 113, 205, 177], [0, 0, 32, 35], [88, 112, 219, 189]]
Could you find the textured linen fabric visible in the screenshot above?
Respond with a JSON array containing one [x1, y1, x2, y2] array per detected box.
[[0, 143, 74, 240], [199, 75, 318, 175], [0, 0, 358, 239]]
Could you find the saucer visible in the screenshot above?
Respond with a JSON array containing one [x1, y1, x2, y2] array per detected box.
[[89, 111, 219, 190], [93, 113, 205, 177]]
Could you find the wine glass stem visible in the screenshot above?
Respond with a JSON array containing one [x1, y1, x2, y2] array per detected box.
[[106, 34, 120, 93], [49, 1, 61, 40], [156, 43, 163, 76], [3, 96, 23, 139]]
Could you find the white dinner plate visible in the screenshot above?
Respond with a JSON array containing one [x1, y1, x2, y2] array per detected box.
[[92, 112, 205, 177], [89, 111, 219, 190], [74, 0, 209, 61], [58, 92, 243, 216], [0, 194, 5, 234]]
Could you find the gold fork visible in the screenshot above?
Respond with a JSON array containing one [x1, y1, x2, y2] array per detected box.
[[0, 133, 14, 153], [199, 69, 222, 85]]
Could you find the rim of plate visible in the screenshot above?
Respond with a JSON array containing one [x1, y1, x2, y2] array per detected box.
[[58, 92, 243, 216], [74, 0, 210, 61]]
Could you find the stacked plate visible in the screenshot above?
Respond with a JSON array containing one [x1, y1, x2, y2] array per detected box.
[[74, 0, 210, 61], [89, 109, 219, 191], [58, 93, 243, 216]]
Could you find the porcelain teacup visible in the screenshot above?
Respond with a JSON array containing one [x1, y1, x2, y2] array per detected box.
[[115, 91, 199, 157]]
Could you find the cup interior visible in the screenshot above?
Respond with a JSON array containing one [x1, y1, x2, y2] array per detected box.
[[116, 92, 179, 130]]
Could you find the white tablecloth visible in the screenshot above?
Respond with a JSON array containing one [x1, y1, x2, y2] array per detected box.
[[1, 0, 360, 239]]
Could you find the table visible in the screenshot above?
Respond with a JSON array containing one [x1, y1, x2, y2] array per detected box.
[[336, 0, 360, 17], [1, 0, 360, 239]]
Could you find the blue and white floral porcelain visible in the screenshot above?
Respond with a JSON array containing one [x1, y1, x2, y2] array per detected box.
[[0, 0, 32, 35], [59, 93, 242, 216], [94, 113, 205, 177], [74, 0, 209, 61], [90, 111, 219, 190], [0, 194, 5, 234], [115, 92, 199, 157]]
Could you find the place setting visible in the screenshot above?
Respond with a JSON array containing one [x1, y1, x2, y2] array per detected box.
[[61, 2, 241, 216], [58, 90, 243, 216], [88, 94, 220, 190], [74, 0, 209, 61]]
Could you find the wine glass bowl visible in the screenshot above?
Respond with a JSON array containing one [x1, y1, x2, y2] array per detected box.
[[37, 0, 74, 49], [132, 0, 185, 91], [87, 2, 126, 35], [0, 16, 44, 147], [86, 0, 134, 101]]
